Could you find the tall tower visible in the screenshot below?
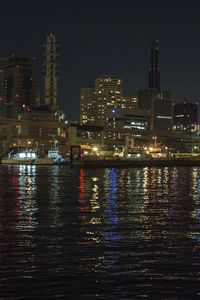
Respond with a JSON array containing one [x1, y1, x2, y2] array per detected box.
[[148, 39, 160, 90], [44, 33, 59, 108]]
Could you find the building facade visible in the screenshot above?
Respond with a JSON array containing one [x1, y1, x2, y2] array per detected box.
[[80, 86, 96, 124], [121, 96, 137, 109], [80, 76, 139, 129], [173, 102, 198, 132], [105, 108, 150, 149], [95, 75, 123, 126], [0, 56, 38, 118], [150, 96, 173, 132]]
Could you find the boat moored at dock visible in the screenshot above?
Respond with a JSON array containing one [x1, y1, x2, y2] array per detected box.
[[1, 149, 70, 165]]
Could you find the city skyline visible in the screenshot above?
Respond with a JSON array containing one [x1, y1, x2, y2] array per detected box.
[[1, 0, 200, 120]]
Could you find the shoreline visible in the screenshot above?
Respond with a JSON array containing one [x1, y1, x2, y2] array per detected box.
[[71, 158, 200, 168], [2, 158, 200, 168]]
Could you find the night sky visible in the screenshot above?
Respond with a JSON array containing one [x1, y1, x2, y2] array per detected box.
[[1, 0, 200, 120]]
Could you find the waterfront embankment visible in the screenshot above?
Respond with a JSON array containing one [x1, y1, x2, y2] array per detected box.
[[72, 158, 200, 168]]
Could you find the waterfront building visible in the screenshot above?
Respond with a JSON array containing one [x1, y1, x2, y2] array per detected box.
[[19, 106, 57, 137], [107, 108, 149, 131], [173, 102, 198, 132], [6, 105, 66, 154], [106, 108, 150, 149], [44, 33, 59, 110], [0, 56, 38, 118]]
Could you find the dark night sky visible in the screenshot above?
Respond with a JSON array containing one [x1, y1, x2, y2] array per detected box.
[[1, 0, 200, 120]]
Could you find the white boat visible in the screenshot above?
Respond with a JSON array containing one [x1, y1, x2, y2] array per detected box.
[[2, 149, 37, 165], [1, 149, 70, 165], [48, 150, 70, 165]]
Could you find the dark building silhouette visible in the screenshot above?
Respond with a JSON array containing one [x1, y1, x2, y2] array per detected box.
[[150, 94, 172, 132], [173, 102, 198, 132], [138, 39, 172, 133], [148, 39, 160, 90], [0, 56, 38, 118], [80, 86, 96, 125], [138, 88, 170, 111]]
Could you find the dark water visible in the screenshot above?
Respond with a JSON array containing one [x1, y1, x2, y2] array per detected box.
[[0, 165, 200, 299]]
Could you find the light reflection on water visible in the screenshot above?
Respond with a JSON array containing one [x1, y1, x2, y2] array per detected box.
[[0, 165, 200, 299]]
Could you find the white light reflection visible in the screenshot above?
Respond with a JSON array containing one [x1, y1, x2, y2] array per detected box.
[[48, 166, 62, 227], [16, 165, 38, 249], [190, 167, 200, 242], [88, 176, 101, 240]]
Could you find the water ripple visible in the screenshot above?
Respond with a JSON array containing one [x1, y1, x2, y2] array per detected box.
[[0, 165, 200, 299]]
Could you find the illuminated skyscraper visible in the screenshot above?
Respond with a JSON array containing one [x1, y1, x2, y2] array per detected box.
[[44, 33, 59, 108], [80, 76, 138, 127], [80, 86, 96, 124], [95, 75, 123, 126], [148, 39, 160, 90]]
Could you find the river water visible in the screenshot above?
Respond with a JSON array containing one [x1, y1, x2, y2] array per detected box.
[[0, 165, 200, 299]]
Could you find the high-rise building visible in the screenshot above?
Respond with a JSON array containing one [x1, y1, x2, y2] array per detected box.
[[138, 39, 169, 111], [149, 39, 160, 90], [80, 86, 96, 124], [0, 56, 38, 118], [137, 39, 172, 133], [44, 33, 59, 109], [80, 76, 138, 130], [150, 95, 173, 132], [173, 102, 198, 132], [95, 75, 123, 126]]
